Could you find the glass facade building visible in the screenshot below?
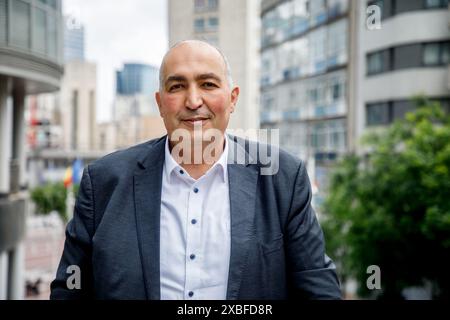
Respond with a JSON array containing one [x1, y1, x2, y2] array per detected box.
[[260, 0, 351, 199], [63, 15, 85, 62], [116, 63, 159, 96], [0, 0, 63, 67]]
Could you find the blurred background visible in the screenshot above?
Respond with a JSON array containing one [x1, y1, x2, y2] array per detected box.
[[0, 0, 449, 300]]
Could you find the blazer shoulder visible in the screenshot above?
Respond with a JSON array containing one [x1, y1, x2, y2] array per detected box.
[[88, 136, 166, 174]]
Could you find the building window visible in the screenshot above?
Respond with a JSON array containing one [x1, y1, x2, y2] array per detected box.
[[37, 0, 57, 9], [423, 42, 450, 66], [367, 0, 391, 19], [327, 19, 348, 68], [208, 0, 218, 10], [33, 7, 47, 54], [423, 43, 440, 65], [367, 41, 450, 76], [328, 0, 349, 18], [309, 0, 327, 27], [194, 0, 206, 11], [368, 0, 449, 21], [194, 18, 205, 32], [366, 102, 390, 126], [47, 13, 57, 59], [425, 0, 449, 9], [11, 0, 31, 49], [207, 17, 218, 31], [194, 0, 218, 12], [331, 82, 342, 101], [367, 51, 385, 75], [366, 99, 450, 126]]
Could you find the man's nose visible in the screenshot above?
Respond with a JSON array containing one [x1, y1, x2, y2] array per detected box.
[[185, 86, 203, 110]]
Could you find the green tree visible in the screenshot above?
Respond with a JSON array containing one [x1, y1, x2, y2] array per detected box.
[[322, 98, 450, 299], [31, 182, 79, 223]]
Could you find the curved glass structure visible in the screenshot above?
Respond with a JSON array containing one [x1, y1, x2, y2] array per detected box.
[[0, 0, 63, 93]]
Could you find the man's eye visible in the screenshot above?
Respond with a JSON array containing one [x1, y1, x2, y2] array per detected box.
[[202, 82, 218, 88], [169, 84, 183, 91]]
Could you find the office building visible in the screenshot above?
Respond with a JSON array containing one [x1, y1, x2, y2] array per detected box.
[[354, 0, 450, 145], [260, 0, 354, 205]]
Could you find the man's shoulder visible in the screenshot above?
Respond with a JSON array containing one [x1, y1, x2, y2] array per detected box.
[[88, 136, 166, 172]]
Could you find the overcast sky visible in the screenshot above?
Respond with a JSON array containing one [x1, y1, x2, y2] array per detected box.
[[63, 0, 168, 122]]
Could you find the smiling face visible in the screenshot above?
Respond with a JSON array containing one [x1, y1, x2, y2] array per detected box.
[[156, 41, 239, 140]]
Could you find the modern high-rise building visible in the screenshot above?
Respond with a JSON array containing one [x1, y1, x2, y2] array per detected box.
[[354, 0, 450, 145], [0, 0, 63, 299], [112, 63, 164, 131], [116, 63, 159, 96], [63, 15, 85, 62], [168, 0, 261, 132], [260, 0, 354, 204]]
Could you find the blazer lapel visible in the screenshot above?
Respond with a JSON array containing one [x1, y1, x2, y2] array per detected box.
[[134, 137, 166, 300], [226, 135, 258, 299]]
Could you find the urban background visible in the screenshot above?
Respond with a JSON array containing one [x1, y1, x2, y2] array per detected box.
[[1, 0, 449, 300]]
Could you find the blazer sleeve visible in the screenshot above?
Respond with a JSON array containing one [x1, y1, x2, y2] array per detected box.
[[285, 160, 342, 300], [50, 166, 95, 299]]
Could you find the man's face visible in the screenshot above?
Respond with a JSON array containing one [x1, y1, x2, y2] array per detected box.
[[156, 42, 239, 139]]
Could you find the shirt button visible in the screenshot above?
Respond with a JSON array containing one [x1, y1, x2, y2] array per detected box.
[[191, 219, 197, 225], [179, 170, 184, 174], [193, 187, 199, 193], [188, 291, 194, 297], [190, 254, 196, 260]]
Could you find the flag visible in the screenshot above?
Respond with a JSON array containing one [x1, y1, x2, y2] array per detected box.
[[72, 159, 83, 184], [63, 166, 73, 188]]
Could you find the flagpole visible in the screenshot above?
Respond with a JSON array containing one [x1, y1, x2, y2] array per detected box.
[[66, 183, 74, 222]]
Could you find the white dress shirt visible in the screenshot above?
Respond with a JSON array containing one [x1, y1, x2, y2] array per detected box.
[[160, 135, 231, 300]]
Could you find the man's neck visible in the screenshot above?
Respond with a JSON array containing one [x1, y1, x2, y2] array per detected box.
[[169, 134, 226, 180]]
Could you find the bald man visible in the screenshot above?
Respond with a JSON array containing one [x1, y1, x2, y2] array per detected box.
[[50, 40, 341, 300]]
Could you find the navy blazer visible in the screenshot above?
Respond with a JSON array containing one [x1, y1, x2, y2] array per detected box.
[[50, 135, 341, 299]]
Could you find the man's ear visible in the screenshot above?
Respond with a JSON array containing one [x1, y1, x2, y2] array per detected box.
[[230, 86, 240, 113], [155, 91, 163, 117]]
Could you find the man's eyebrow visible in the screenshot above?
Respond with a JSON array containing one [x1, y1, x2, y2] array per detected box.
[[164, 73, 222, 87], [165, 75, 187, 85], [195, 73, 222, 83]]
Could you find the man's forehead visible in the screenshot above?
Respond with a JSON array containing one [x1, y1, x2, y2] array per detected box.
[[166, 40, 222, 60], [162, 42, 226, 74]]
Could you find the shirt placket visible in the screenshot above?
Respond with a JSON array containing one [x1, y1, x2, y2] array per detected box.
[[184, 178, 203, 299]]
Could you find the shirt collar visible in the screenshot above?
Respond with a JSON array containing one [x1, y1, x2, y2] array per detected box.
[[164, 134, 229, 183]]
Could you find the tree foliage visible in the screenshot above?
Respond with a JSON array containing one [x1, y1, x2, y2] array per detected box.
[[322, 98, 450, 299], [30, 182, 79, 223]]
